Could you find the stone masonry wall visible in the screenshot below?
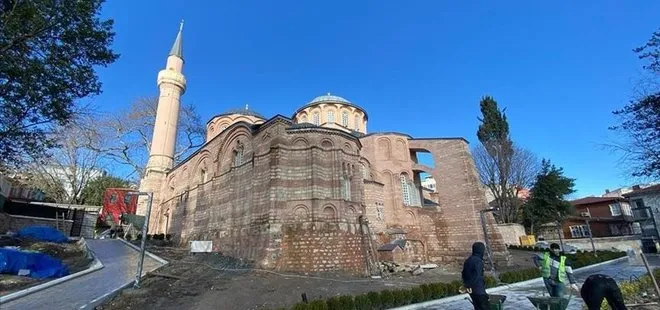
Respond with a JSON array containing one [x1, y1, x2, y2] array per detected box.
[[164, 120, 369, 272], [359, 134, 509, 268]]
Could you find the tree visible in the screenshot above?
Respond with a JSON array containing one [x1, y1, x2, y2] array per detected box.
[[609, 29, 660, 179], [475, 96, 517, 223], [474, 143, 541, 223], [80, 175, 130, 206], [0, 0, 119, 167], [21, 119, 105, 204], [523, 159, 576, 234], [91, 97, 205, 181]]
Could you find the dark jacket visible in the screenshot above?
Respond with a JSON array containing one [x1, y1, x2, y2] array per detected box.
[[462, 242, 487, 295]]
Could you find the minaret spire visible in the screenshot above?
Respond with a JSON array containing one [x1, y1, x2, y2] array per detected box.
[[169, 20, 184, 59]]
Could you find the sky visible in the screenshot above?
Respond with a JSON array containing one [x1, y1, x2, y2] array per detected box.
[[93, 1, 660, 198]]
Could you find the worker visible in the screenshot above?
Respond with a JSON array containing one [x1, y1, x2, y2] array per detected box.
[[533, 243, 579, 297], [580, 274, 627, 310], [461, 242, 490, 310]]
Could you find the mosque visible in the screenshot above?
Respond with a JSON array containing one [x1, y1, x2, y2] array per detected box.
[[138, 24, 508, 274]]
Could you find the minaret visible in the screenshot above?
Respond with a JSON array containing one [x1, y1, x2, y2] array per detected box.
[[146, 21, 186, 172], [137, 21, 187, 232]]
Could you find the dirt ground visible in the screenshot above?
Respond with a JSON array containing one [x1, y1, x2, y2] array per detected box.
[[0, 238, 92, 296], [98, 245, 538, 310]]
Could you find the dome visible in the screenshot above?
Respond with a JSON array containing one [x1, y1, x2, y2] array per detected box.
[[216, 106, 265, 119], [294, 92, 368, 120], [308, 93, 352, 104]]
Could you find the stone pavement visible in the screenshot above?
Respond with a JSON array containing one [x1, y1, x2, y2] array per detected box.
[[1, 239, 165, 310], [407, 255, 660, 310]]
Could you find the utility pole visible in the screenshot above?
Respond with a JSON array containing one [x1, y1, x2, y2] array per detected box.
[[584, 217, 597, 256], [127, 191, 153, 289]]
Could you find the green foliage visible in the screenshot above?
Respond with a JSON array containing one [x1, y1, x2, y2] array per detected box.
[[477, 96, 511, 147], [484, 275, 498, 288], [80, 175, 130, 206], [523, 159, 576, 228], [410, 287, 425, 303], [366, 291, 380, 309], [326, 296, 343, 310], [634, 28, 660, 74], [353, 294, 372, 310], [0, 0, 119, 167], [379, 290, 394, 309]]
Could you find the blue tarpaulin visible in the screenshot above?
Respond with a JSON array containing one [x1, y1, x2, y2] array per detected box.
[[16, 226, 68, 243], [0, 248, 69, 279]]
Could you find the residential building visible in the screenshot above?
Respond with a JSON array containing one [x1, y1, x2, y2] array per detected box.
[[624, 184, 660, 252], [562, 196, 635, 239]]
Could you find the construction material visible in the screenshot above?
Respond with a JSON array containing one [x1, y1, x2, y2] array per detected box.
[[190, 241, 213, 253]]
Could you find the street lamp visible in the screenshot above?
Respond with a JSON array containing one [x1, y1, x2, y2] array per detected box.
[[125, 191, 153, 289]]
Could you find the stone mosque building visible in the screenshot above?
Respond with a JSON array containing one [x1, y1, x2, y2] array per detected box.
[[138, 24, 508, 274]]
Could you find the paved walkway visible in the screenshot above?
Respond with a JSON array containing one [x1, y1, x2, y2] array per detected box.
[[1, 239, 165, 310], [408, 255, 660, 310]]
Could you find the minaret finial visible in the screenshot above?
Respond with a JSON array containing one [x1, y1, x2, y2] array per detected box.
[[169, 21, 184, 59]]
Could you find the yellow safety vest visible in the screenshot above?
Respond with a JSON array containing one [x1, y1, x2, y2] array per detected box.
[[541, 252, 567, 283]]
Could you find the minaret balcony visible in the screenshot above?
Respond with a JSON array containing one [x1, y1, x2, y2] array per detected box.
[[157, 69, 187, 92]]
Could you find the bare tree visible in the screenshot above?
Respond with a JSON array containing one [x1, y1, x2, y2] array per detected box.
[[473, 144, 541, 223], [91, 97, 205, 181], [22, 120, 105, 204]]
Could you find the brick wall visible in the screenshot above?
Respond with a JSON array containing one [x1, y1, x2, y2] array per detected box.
[[280, 222, 366, 273], [151, 118, 509, 273], [164, 120, 369, 272]]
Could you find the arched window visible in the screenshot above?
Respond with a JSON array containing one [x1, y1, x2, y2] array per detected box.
[[313, 112, 320, 125], [233, 145, 244, 166], [354, 115, 360, 130], [327, 111, 335, 123], [341, 175, 351, 200], [400, 174, 411, 206], [200, 169, 207, 183], [362, 164, 368, 179], [301, 115, 307, 123], [342, 111, 349, 127]]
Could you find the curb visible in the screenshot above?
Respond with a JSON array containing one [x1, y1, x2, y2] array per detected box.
[[389, 256, 629, 310], [117, 238, 169, 265], [78, 239, 170, 310], [0, 237, 104, 304]]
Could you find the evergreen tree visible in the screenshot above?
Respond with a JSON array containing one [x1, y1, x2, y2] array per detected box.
[[476, 96, 516, 223], [80, 175, 130, 206], [523, 160, 576, 234], [0, 0, 119, 167]]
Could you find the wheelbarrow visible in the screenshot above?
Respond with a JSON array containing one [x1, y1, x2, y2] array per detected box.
[[527, 288, 573, 310], [466, 294, 507, 310]]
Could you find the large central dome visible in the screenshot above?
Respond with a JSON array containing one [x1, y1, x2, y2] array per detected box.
[[308, 93, 352, 104], [292, 93, 368, 134]]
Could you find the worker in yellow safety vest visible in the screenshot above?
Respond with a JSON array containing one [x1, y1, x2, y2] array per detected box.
[[533, 243, 580, 297]]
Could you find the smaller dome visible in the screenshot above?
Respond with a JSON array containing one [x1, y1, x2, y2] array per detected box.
[[218, 105, 265, 119], [309, 93, 352, 104]]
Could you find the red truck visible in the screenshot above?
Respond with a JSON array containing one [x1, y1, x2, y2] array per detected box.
[[99, 188, 138, 227]]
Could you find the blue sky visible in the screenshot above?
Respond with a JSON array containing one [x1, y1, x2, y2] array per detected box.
[[94, 1, 660, 197]]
